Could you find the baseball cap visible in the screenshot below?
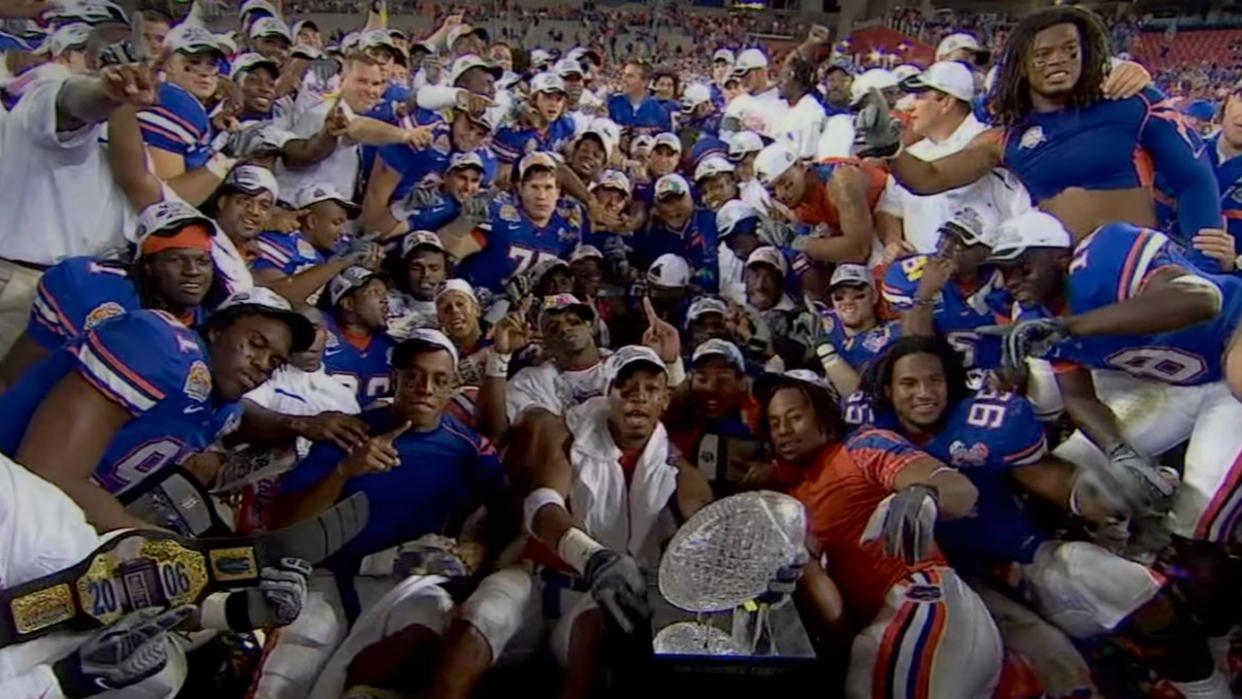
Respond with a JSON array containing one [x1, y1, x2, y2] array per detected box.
[[574, 123, 617, 160], [690, 137, 728, 171], [653, 132, 682, 154], [328, 266, 387, 306], [449, 54, 502, 85], [567, 46, 600, 67], [900, 61, 974, 102], [892, 64, 921, 83], [530, 71, 566, 95], [134, 200, 213, 249], [569, 244, 604, 264], [681, 83, 713, 113], [239, 0, 279, 21], [823, 59, 857, 77], [38, 23, 90, 56], [434, 278, 479, 305], [594, 169, 632, 195], [291, 19, 319, 35], [225, 165, 279, 200], [528, 257, 570, 286], [732, 48, 768, 76], [691, 338, 745, 372], [446, 24, 489, 50], [850, 68, 898, 105], [715, 199, 759, 238], [939, 206, 992, 247], [631, 134, 655, 157], [293, 182, 358, 212], [647, 254, 691, 288], [604, 345, 667, 387], [359, 28, 400, 53], [291, 44, 321, 60], [936, 32, 990, 61], [165, 24, 224, 57], [231, 52, 280, 79], [400, 327, 460, 368], [401, 230, 445, 259], [746, 246, 788, 276], [555, 58, 584, 78], [538, 293, 596, 327], [1184, 99, 1218, 122], [829, 263, 874, 290], [249, 16, 292, 42], [518, 151, 559, 181], [686, 296, 727, 324], [727, 131, 764, 162], [988, 211, 1073, 263], [753, 142, 797, 188], [713, 48, 735, 64], [654, 174, 691, 200], [216, 287, 316, 353], [47, 0, 127, 26], [529, 48, 553, 68], [694, 156, 735, 183], [447, 151, 486, 173], [754, 368, 835, 403]]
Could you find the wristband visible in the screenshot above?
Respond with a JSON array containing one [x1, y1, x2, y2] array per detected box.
[[199, 591, 231, 630], [666, 357, 686, 387], [523, 487, 566, 536], [205, 152, 238, 179], [485, 351, 511, 379], [556, 527, 605, 576]]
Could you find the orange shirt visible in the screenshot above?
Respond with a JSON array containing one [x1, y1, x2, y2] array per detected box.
[[774, 428, 945, 622], [792, 157, 889, 231]]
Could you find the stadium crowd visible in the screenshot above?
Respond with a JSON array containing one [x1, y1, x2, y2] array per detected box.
[[6, 0, 1242, 697]]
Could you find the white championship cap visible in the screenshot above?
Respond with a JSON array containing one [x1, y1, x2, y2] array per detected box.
[[691, 338, 745, 372], [936, 32, 988, 61], [746, 245, 788, 276], [900, 60, 975, 102], [988, 211, 1073, 262], [647, 254, 692, 288], [753, 142, 797, 189], [828, 263, 874, 290], [716, 199, 759, 237], [694, 156, 735, 183], [732, 48, 768, 76]]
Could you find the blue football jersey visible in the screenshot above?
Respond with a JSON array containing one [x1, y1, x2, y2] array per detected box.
[[1035, 223, 1242, 385], [137, 82, 213, 170], [402, 191, 461, 233], [882, 254, 1011, 370], [1209, 132, 1242, 264], [606, 94, 672, 134], [491, 116, 576, 164], [819, 311, 900, 371], [322, 316, 396, 407], [877, 389, 1050, 573], [0, 311, 241, 494], [457, 192, 588, 291], [251, 231, 326, 277], [633, 208, 720, 291], [1002, 87, 1218, 241]]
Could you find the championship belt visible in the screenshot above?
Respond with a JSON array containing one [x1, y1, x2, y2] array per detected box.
[[121, 466, 235, 538], [0, 491, 369, 648]]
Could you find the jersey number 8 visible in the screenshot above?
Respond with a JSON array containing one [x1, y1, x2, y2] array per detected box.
[[1107, 347, 1206, 384]]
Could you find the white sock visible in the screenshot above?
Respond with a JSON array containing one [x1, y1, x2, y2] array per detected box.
[[1172, 671, 1231, 699], [1208, 635, 1230, 675]]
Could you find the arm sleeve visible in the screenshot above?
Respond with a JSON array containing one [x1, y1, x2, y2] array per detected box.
[[137, 91, 205, 158], [996, 396, 1049, 466], [416, 84, 461, 112], [845, 428, 933, 490], [504, 367, 564, 423], [490, 127, 524, 164], [73, 312, 200, 416], [251, 234, 293, 274], [876, 174, 906, 217], [12, 72, 100, 154], [1141, 92, 1223, 241], [278, 441, 348, 494], [880, 255, 925, 310], [27, 262, 85, 350]]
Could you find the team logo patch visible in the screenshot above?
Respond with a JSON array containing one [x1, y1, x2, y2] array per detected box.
[[862, 329, 888, 353], [905, 584, 942, 602], [83, 302, 126, 329], [175, 334, 200, 354], [1019, 126, 1045, 150], [433, 132, 451, 154], [563, 205, 583, 230], [296, 238, 317, 258], [217, 410, 242, 439], [525, 138, 539, 153], [1231, 189, 1242, 204], [183, 360, 212, 402], [499, 204, 520, 222], [818, 312, 835, 335], [949, 440, 990, 467], [557, 226, 576, 243]]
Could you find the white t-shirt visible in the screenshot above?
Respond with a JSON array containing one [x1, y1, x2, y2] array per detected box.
[[0, 70, 137, 265], [276, 90, 360, 202], [243, 364, 360, 460], [877, 114, 1032, 252], [815, 113, 855, 160], [505, 357, 610, 423], [772, 93, 827, 160]]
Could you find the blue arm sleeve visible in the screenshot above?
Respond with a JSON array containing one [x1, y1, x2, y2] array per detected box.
[[279, 441, 347, 494]]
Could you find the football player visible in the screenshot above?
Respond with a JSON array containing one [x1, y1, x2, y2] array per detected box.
[[321, 267, 396, 408]]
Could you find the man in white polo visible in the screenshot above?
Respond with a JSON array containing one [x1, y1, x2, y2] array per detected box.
[[875, 61, 1030, 257]]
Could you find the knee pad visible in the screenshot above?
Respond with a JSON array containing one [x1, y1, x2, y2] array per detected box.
[[381, 581, 453, 637], [460, 567, 535, 661], [254, 593, 345, 699]]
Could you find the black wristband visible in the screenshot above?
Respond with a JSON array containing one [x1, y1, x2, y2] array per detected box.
[[52, 652, 97, 699], [224, 590, 254, 632]]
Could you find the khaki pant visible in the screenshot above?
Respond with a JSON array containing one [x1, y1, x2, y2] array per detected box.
[[0, 259, 43, 358]]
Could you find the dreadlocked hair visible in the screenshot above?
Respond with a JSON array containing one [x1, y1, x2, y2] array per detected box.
[[990, 4, 1111, 128], [864, 335, 971, 418], [756, 376, 845, 446]]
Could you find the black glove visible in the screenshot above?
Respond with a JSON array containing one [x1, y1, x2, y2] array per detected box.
[[852, 88, 903, 159], [53, 605, 193, 698], [583, 549, 650, 636], [862, 483, 940, 564], [245, 557, 311, 628], [217, 124, 284, 159], [1102, 443, 1176, 517]]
